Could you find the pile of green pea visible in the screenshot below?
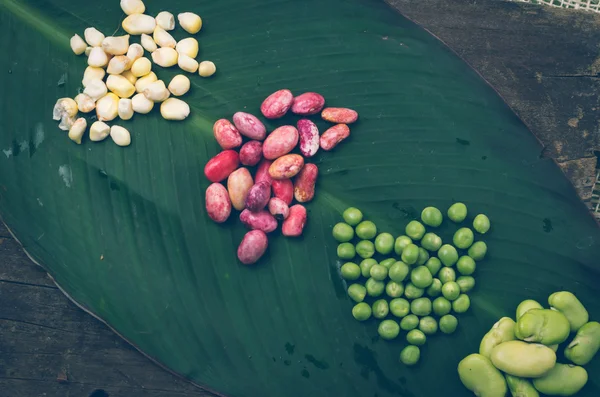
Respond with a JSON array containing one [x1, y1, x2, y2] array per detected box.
[[333, 203, 491, 366]]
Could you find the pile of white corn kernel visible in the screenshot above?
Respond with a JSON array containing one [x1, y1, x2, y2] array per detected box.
[[52, 0, 216, 147]]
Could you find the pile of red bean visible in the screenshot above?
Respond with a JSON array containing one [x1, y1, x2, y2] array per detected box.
[[204, 89, 358, 265]]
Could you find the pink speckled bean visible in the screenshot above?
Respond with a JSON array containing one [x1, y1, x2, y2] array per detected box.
[[272, 179, 293, 205], [297, 119, 319, 158], [239, 141, 263, 166], [237, 230, 268, 265], [204, 150, 240, 182], [268, 197, 289, 220], [213, 119, 242, 149], [205, 183, 231, 223], [254, 159, 273, 185], [321, 107, 358, 124], [320, 124, 350, 151], [233, 112, 267, 140], [260, 89, 293, 119], [268, 154, 304, 180], [294, 163, 318, 203], [240, 209, 277, 233], [262, 125, 299, 160], [227, 167, 254, 211], [245, 181, 271, 211], [282, 204, 307, 237], [291, 92, 325, 116]]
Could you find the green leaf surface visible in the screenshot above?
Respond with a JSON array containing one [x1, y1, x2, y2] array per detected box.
[[1, 0, 599, 396]]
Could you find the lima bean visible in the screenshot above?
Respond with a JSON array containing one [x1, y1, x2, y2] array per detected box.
[[516, 299, 543, 320], [548, 291, 589, 332], [532, 363, 587, 396], [490, 341, 556, 378], [516, 309, 570, 345], [479, 317, 516, 359], [458, 354, 507, 397], [505, 375, 539, 397], [564, 321, 600, 365]]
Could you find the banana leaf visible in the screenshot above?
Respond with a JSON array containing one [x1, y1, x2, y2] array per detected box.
[[1, 0, 599, 396]]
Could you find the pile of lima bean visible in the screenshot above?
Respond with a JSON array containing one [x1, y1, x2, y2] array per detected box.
[[333, 203, 491, 366], [459, 293, 599, 397]]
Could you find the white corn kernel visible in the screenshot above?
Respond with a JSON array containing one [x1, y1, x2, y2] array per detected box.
[[59, 115, 76, 131], [68, 118, 87, 144], [198, 61, 216, 77], [153, 26, 176, 48], [84, 27, 105, 47], [126, 43, 144, 63], [118, 99, 134, 120], [131, 93, 154, 114], [175, 37, 198, 58], [120, 0, 145, 15], [88, 47, 109, 67], [122, 14, 156, 35], [156, 11, 175, 31], [131, 57, 152, 77], [178, 54, 198, 73], [122, 70, 137, 85], [89, 121, 110, 142], [178, 12, 202, 34], [107, 55, 131, 74], [160, 98, 190, 121], [83, 66, 105, 87], [135, 71, 157, 93], [83, 79, 108, 101], [74, 93, 96, 113], [141, 34, 157, 53], [143, 80, 170, 102], [151, 47, 178, 67], [110, 125, 131, 147], [107, 75, 136, 98], [102, 35, 130, 56], [53, 98, 78, 121], [85, 46, 93, 56], [96, 93, 120, 121], [168, 75, 190, 96], [70, 34, 87, 55]]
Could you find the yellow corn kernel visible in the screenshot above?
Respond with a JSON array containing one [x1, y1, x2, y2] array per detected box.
[[74, 93, 96, 113], [110, 125, 131, 146], [96, 93, 120, 121], [135, 71, 157, 93], [178, 12, 202, 34], [87, 47, 109, 68], [178, 54, 198, 73], [118, 98, 134, 120], [102, 35, 130, 55], [167, 75, 190, 96], [131, 57, 152, 77], [151, 47, 178, 67], [153, 26, 176, 48], [198, 61, 216, 77], [107, 55, 131, 74], [68, 118, 87, 144], [84, 27, 104, 47], [121, 70, 137, 85], [107, 75, 136, 98], [90, 121, 111, 142], [126, 43, 144, 63], [175, 37, 198, 58], [143, 80, 170, 102], [141, 34, 157, 52], [120, 0, 145, 15], [155, 11, 175, 30], [160, 98, 190, 121], [122, 14, 156, 35], [131, 93, 154, 114], [83, 79, 108, 101]]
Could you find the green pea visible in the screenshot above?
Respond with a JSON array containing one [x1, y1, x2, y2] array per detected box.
[[448, 202, 467, 223], [421, 206, 443, 227], [457, 276, 476, 293], [372, 299, 389, 319], [439, 314, 458, 334], [411, 297, 432, 316], [473, 214, 490, 234], [356, 240, 375, 259], [468, 241, 487, 261], [453, 227, 474, 249], [378, 319, 400, 340], [340, 262, 361, 280], [374, 232, 394, 255], [352, 302, 372, 321], [394, 235, 412, 255], [407, 329, 427, 346], [400, 314, 419, 331], [410, 266, 433, 289], [548, 291, 589, 332], [452, 294, 471, 313], [389, 261, 410, 282], [337, 243, 355, 259], [347, 284, 367, 303], [456, 256, 476, 276], [421, 232, 442, 252], [365, 277, 385, 297], [432, 297, 452, 316], [564, 321, 600, 366], [379, 257, 396, 269], [386, 281, 404, 298], [424, 257, 442, 276], [426, 278, 442, 297], [390, 298, 410, 318], [438, 244, 458, 266], [355, 220, 377, 240], [442, 281, 461, 301], [360, 258, 378, 278], [343, 207, 363, 226], [369, 264, 388, 281], [515, 299, 543, 320], [401, 243, 420, 265], [405, 220, 426, 240], [419, 316, 438, 335], [416, 247, 429, 266], [404, 282, 425, 300], [438, 267, 456, 284], [332, 222, 354, 242], [399, 345, 420, 366]]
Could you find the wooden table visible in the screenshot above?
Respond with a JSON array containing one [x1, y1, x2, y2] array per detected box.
[[1, 1, 599, 396]]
